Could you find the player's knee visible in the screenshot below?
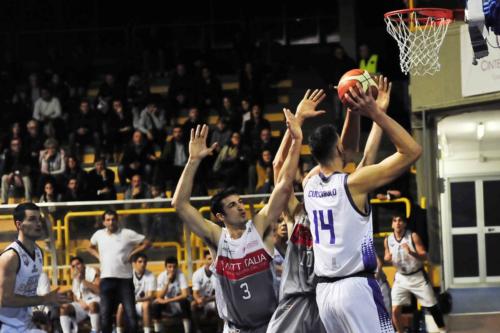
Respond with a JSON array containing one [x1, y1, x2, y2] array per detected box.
[[89, 301, 100, 313], [392, 306, 401, 317], [143, 300, 151, 311]]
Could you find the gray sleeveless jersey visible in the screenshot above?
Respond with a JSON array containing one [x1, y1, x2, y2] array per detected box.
[[212, 220, 278, 329], [279, 209, 315, 299], [0, 240, 43, 329]]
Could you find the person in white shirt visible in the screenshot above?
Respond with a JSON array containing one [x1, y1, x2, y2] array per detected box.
[[59, 256, 100, 333], [32, 87, 62, 138], [152, 256, 190, 333], [191, 251, 217, 333], [116, 253, 156, 333], [88, 210, 151, 333]]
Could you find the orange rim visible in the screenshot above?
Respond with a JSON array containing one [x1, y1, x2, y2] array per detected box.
[[384, 8, 454, 23]]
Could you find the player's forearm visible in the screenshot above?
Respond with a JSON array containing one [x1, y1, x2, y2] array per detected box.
[[272, 129, 292, 184], [87, 247, 100, 261], [279, 136, 302, 185], [340, 111, 360, 162], [359, 123, 383, 168], [168, 293, 188, 303], [172, 159, 201, 208], [409, 250, 427, 261], [0, 294, 47, 307], [129, 240, 152, 259], [371, 111, 421, 160], [82, 280, 100, 295]]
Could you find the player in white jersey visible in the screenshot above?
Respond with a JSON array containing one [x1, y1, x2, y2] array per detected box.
[[385, 215, 446, 333], [172, 110, 302, 333], [303, 79, 422, 333], [268, 80, 390, 333], [191, 251, 219, 333], [59, 256, 100, 333], [0, 202, 69, 333], [117, 253, 156, 333]]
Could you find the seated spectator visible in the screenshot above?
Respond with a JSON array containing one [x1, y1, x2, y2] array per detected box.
[[212, 132, 249, 193], [253, 127, 279, 160], [59, 256, 101, 333], [181, 107, 203, 142], [136, 102, 167, 147], [106, 98, 134, 162], [38, 180, 61, 219], [86, 158, 117, 201], [33, 87, 63, 139], [68, 99, 100, 161], [191, 251, 218, 333], [24, 119, 46, 173], [60, 177, 86, 202], [242, 104, 271, 147], [220, 96, 242, 133], [62, 155, 87, 193], [1, 122, 23, 153], [97, 73, 123, 103], [210, 117, 231, 154], [125, 174, 151, 235], [117, 253, 156, 333], [119, 131, 157, 185], [153, 256, 191, 333], [38, 138, 66, 194], [159, 125, 188, 192], [254, 149, 274, 194], [168, 63, 196, 111], [1, 138, 32, 204], [49, 72, 70, 107], [127, 74, 149, 108], [239, 97, 252, 132], [197, 66, 222, 114]]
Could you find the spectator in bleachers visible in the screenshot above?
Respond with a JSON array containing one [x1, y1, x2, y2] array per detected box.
[[197, 66, 222, 115], [136, 102, 167, 147], [1, 138, 32, 204], [239, 62, 264, 104], [62, 155, 88, 193], [147, 183, 178, 241], [97, 73, 123, 103], [117, 253, 156, 333], [212, 131, 249, 193], [49, 72, 71, 107], [24, 119, 46, 172], [239, 97, 252, 131], [125, 174, 151, 235], [1, 122, 23, 153], [168, 63, 195, 110], [191, 251, 218, 333], [60, 176, 86, 202], [11, 87, 33, 125], [106, 98, 134, 163], [242, 103, 271, 147], [127, 74, 150, 109], [254, 149, 274, 194], [33, 87, 63, 139], [153, 256, 191, 333], [38, 138, 66, 194], [209, 117, 231, 154], [88, 210, 151, 333], [160, 125, 188, 192], [119, 130, 157, 185], [253, 127, 279, 159], [38, 180, 61, 219], [28, 73, 42, 106], [358, 43, 379, 75], [86, 158, 117, 201], [59, 256, 101, 333], [220, 96, 242, 133], [181, 107, 203, 143], [68, 99, 101, 161]]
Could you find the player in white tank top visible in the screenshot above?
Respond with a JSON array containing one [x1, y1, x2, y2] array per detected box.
[[303, 77, 422, 333], [172, 115, 303, 332], [0, 203, 70, 333], [384, 215, 447, 333]]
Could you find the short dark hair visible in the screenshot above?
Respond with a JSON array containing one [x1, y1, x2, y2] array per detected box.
[[392, 214, 407, 222], [210, 187, 239, 216], [132, 253, 148, 262], [102, 209, 118, 221], [13, 202, 40, 224], [308, 124, 339, 165], [70, 256, 84, 264], [165, 256, 178, 266]]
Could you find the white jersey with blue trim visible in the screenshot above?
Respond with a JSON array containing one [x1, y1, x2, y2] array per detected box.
[[303, 172, 377, 278]]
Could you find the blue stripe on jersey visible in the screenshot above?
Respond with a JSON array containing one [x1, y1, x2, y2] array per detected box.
[[367, 277, 393, 332], [361, 236, 377, 272]]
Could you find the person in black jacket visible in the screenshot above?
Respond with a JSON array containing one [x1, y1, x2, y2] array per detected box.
[[118, 131, 157, 186], [86, 158, 117, 201], [1, 138, 32, 203], [68, 99, 101, 160]]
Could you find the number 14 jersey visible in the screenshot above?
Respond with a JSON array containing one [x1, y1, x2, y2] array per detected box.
[[303, 173, 377, 278]]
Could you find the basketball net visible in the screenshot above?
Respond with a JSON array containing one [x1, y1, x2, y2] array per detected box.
[[385, 10, 452, 76]]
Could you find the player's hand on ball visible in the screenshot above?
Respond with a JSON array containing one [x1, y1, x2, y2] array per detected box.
[[283, 108, 303, 141], [189, 124, 218, 161], [344, 83, 379, 119], [296, 89, 326, 122], [375, 76, 392, 113]]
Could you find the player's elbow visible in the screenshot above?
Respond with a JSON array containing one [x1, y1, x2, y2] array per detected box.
[[411, 143, 423, 161]]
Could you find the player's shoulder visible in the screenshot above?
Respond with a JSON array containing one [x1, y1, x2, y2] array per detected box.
[[144, 269, 156, 280], [0, 248, 20, 271]]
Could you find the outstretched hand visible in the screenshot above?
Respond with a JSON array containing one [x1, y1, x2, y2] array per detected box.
[[283, 108, 303, 141], [189, 124, 218, 161], [295, 89, 326, 123], [376, 75, 392, 113], [343, 83, 380, 119], [44, 287, 71, 306]]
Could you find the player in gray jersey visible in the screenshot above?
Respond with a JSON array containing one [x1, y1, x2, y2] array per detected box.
[[173, 109, 303, 333], [0, 202, 69, 333], [267, 79, 391, 333]]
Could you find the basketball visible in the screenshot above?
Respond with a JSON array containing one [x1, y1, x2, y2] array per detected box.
[[337, 69, 378, 104]]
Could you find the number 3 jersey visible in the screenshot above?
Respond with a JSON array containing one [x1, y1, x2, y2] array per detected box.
[[212, 220, 278, 329], [303, 173, 377, 278]]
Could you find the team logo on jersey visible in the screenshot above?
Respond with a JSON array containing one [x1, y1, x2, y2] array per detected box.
[[21, 252, 30, 266]]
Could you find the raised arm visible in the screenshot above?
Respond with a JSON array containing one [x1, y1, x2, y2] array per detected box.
[[357, 76, 392, 169], [345, 84, 422, 196], [339, 110, 360, 163], [254, 108, 303, 236], [172, 124, 221, 249]]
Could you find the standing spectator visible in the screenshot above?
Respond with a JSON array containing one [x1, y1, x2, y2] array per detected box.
[[159, 125, 187, 192], [86, 158, 117, 201], [242, 104, 271, 147], [153, 256, 191, 333], [68, 99, 100, 160], [191, 251, 218, 333], [33, 87, 63, 139], [136, 102, 167, 147], [60, 177, 86, 202], [38, 138, 66, 194], [1, 138, 32, 204], [181, 107, 203, 142], [358, 43, 379, 75], [117, 253, 156, 333], [107, 99, 134, 163], [196, 67, 222, 114], [119, 131, 157, 185], [59, 256, 101, 333], [88, 210, 151, 333]]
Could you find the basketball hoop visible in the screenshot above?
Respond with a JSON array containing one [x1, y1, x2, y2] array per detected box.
[[385, 8, 454, 76]]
